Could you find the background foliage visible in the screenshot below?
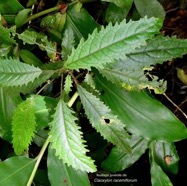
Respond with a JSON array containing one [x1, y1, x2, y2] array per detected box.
[[0, 0, 187, 185]]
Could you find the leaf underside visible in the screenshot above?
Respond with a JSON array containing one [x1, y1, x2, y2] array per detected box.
[[64, 17, 162, 70], [49, 99, 96, 173], [77, 85, 131, 153], [0, 58, 42, 87]]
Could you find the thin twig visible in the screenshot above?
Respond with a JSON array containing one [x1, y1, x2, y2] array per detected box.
[[174, 98, 187, 114], [163, 93, 187, 119]]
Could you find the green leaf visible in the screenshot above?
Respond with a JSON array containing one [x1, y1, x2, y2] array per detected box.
[[102, 135, 149, 172], [0, 43, 12, 57], [66, 4, 99, 42], [176, 67, 187, 85], [64, 17, 162, 70], [0, 25, 15, 44], [12, 97, 36, 155], [18, 29, 38, 45], [48, 145, 90, 186], [3, 70, 54, 96], [0, 88, 22, 141], [18, 30, 56, 60], [105, 3, 132, 24], [61, 27, 75, 61], [77, 85, 131, 153], [150, 141, 179, 174], [150, 162, 173, 186], [15, 9, 31, 27], [0, 156, 35, 186], [19, 49, 43, 67], [32, 95, 58, 130], [63, 75, 73, 102], [40, 12, 66, 32], [102, 0, 133, 8], [134, 0, 165, 19], [95, 73, 187, 142], [49, 99, 96, 172], [124, 36, 187, 67], [0, 58, 42, 87], [0, 0, 23, 14], [40, 36, 57, 60], [99, 60, 166, 93], [0, 0, 24, 24]]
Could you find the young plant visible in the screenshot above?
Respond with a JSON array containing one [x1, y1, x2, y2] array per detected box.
[[0, 1, 187, 185]]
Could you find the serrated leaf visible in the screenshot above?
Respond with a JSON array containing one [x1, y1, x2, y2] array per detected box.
[[150, 162, 173, 186], [124, 36, 187, 67], [0, 156, 35, 186], [49, 99, 96, 173], [63, 75, 73, 102], [95, 73, 187, 142], [0, 58, 42, 87], [48, 145, 90, 186], [99, 60, 166, 93], [40, 36, 56, 60], [3, 70, 53, 96], [134, 0, 165, 19], [18, 29, 37, 45], [102, 135, 149, 172], [0, 43, 13, 57], [18, 30, 56, 59], [64, 17, 162, 70], [84, 73, 96, 90], [77, 85, 131, 153], [12, 97, 36, 155], [61, 27, 75, 61]]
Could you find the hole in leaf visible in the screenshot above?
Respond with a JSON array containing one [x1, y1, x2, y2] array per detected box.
[[104, 119, 110, 123]]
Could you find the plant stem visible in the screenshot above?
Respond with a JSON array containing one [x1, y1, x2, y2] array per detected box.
[[27, 92, 79, 185], [68, 91, 79, 107], [24, 6, 60, 25], [27, 136, 50, 186]]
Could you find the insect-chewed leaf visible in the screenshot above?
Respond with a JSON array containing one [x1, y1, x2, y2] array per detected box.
[[99, 60, 166, 94], [95, 74, 187, 142], [77, 85, 131, 153], [18, 30, 56, 60], [0, 58, 42, 87], [64, 17, 162, 70], [150, 141, 179, 174], [0, 25, 15, 44], [18, 30, 38, 45], [49, 99, 96, 173], [12, 97, 36, 155]]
